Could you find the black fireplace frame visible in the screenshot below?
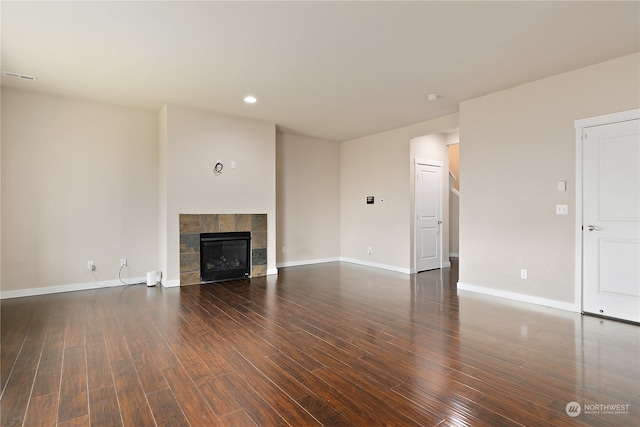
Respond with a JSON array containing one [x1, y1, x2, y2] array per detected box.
[[200, 232, 251, 283]]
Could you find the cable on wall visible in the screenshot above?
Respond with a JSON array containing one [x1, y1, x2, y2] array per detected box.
[[118, 264, 146, 286]]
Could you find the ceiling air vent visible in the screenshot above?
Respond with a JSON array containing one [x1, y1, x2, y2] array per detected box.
[[2, 71, 37, 81]]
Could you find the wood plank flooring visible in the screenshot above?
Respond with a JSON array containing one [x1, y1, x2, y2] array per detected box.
[[1, 260, 639, 426]]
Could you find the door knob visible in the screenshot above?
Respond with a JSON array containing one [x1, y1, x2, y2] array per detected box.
[[586, 225, 602, 231]]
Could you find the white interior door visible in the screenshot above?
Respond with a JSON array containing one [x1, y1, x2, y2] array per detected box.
[[416, 161, 442, 272], [583, 118, 640, 323]]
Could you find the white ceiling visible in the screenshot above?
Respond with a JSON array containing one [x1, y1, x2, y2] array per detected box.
[[2, 1, 639, 141]]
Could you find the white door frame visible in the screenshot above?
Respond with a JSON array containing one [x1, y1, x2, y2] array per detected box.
[[574, 108, 640, 313], [414, 158, 444, 272]]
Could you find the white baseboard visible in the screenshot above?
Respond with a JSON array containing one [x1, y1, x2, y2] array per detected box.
[[277, 257, 340, 269], [0, 277, 147, 300], [0, 261, 461, 298], [277, 257, 452, 275], [340, 257, 412, 274], [456, 281, 580, 313]]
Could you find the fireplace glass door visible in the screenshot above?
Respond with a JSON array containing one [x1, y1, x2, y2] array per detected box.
[[200, 232, 251, 282]]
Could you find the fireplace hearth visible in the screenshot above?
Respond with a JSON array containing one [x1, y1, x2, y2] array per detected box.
[[200, 232, 251, 282]]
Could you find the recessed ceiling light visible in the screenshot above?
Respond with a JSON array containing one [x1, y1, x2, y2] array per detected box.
[[426, 94, 439, 102], [244, 95, 257, 104]]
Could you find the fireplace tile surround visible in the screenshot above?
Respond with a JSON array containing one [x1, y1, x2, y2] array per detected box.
[[179, 214, 267, 285]]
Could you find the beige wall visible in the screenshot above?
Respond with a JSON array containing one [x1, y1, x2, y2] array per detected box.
[[459, 52, 640, 306], [340, 113, 458, 272], [160, 105, 277, 284], [1, 89, 159, 293], [276, 132, 340, 265], [4, 51, 636, 305]]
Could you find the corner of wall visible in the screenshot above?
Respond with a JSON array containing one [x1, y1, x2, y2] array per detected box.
[[158, 105, 168, 280]]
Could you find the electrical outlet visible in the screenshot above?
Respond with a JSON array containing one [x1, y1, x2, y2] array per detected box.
[[367, 246, 372, 255], [88, 260, 95, 271], [120, 258, 127, 267], [282, 246, 286, 254], [521, 269, 528, 279]]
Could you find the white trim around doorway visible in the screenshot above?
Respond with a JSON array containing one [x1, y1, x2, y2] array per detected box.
[[574, 108, 640, 315]]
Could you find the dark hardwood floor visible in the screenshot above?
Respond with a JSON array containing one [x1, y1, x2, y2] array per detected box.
[[1, 260, 638, 426]]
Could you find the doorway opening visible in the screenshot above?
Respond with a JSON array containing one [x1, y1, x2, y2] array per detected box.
[[410, 131, 459, 273], [415, 159, 443, 272], [575, 109, 640, 324]]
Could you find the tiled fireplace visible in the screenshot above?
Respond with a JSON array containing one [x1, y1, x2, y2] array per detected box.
[[179, 214, 267, 285]]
